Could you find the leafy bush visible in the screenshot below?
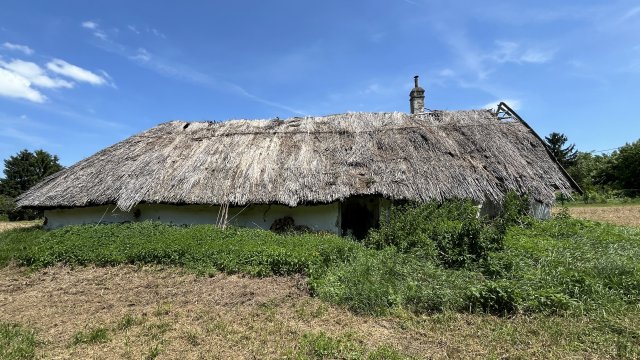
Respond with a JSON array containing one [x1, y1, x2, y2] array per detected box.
[[0, 195, 41, 221], [0, 195, 13, 219], [477, 216, 640, 314], [494, 191, 531, 233], [364, 198, 520, 268]]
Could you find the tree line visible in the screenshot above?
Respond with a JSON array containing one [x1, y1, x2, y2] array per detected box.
[[545, 132, 640, 201], [0, 149, 63, 220]]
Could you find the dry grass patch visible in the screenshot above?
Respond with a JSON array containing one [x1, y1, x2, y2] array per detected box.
[[556, 204, 640, 227], [0, 265, 636, 359], [0, 221, 41, 233]]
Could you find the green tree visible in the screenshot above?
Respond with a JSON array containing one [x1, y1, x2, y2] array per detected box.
[[0, 149, 63, 198], [567, 152, 611, 192], [0, 149, 63, 220], [545, 132, 578, 168], [600, 140, 640, 197]]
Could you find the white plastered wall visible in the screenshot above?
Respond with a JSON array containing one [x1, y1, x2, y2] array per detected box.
[[44, 202, 341, 233], [479, 199, 551, 219]]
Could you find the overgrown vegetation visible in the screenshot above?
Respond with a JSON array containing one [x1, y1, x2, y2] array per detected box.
[[2, 196, 639, 320], [364, 194, 528, 268], [0, 223, 360, 277]]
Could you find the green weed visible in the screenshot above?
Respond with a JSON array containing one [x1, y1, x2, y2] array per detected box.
[[71, 326, 110, 345], [0, 323, 36, 360], [2, 200, 639, 317], [292, 331, 412, 360]]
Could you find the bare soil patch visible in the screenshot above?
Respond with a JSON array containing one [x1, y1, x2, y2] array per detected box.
[[558, 205, 640, 227], [0, 221, 42, 233]]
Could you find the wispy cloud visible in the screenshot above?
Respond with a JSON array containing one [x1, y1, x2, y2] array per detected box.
[[131, 48, 151, 62], [81, 21, 98, 30], [149, 27, 166, 39], [1, 59, 73, 88], [619, 6, 640, 22], [81, 20, 112, 42], [130, 47, 305, 115], [0, 67, 47, 103], [482, 99, 521, 111], [2, 42, 34, 55], [83, 23, 305, 115], [127, 25, 140, 34], [490, 41, 555, 64], [46, 59, 110, 86], [1, 126, 50, 146], [430, 10, 557, 83]]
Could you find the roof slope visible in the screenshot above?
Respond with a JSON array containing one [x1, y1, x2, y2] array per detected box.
[[17, 110, 577, 211]]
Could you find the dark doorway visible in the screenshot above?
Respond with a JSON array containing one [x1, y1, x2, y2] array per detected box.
[[340, 196, 380, 239]]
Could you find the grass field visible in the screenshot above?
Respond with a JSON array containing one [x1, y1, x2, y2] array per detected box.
[[1, 204, 639, 359], [1, 264, 639, 359], [559, 204, 640, 227], [0, 220, 41, 233]]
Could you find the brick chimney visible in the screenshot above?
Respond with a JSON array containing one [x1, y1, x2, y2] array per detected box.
[[409, 75, 425, 114]]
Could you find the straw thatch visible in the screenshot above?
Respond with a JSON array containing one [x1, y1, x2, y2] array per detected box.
[[17, 110, 578, 211]]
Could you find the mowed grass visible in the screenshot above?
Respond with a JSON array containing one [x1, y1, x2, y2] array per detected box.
[[0, 220, 41, 233], [1, 213, 640, 358], [558, 204, 640, 227], [0, 265, 639, 359]]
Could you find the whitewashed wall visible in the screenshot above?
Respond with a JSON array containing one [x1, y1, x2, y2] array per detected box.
[[479, 199, 551, 219], [44, 202, 341, 233]]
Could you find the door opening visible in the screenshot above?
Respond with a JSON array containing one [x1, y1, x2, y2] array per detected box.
[[340, 196, 380, 239]]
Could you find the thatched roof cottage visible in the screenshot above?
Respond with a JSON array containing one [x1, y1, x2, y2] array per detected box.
[[17, 77, 579, 236]]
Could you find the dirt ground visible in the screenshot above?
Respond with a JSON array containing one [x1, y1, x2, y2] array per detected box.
[[0, 220, 41, 232], [0, 265, 416, 359], [560, 204, 640, 227], [0, 265, 608, 360]]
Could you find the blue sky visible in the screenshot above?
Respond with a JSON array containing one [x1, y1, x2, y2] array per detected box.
[[1, 0, 639, 167]]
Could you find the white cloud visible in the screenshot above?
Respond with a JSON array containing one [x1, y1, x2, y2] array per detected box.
[[520, 49, 554, 63], [46, 59, 108, 86], [93, 30, 108, 41], [81, 21, 98, 29], [2, 42, 34, 55], [1, 59, 73, 88], [131, 48, 151, 62], [0, 67, 46, 103], [482, 99, 521, 111], [81, 21, 112, 41]]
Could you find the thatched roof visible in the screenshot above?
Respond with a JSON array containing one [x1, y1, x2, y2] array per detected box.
[[17, 109, 579, 211]]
